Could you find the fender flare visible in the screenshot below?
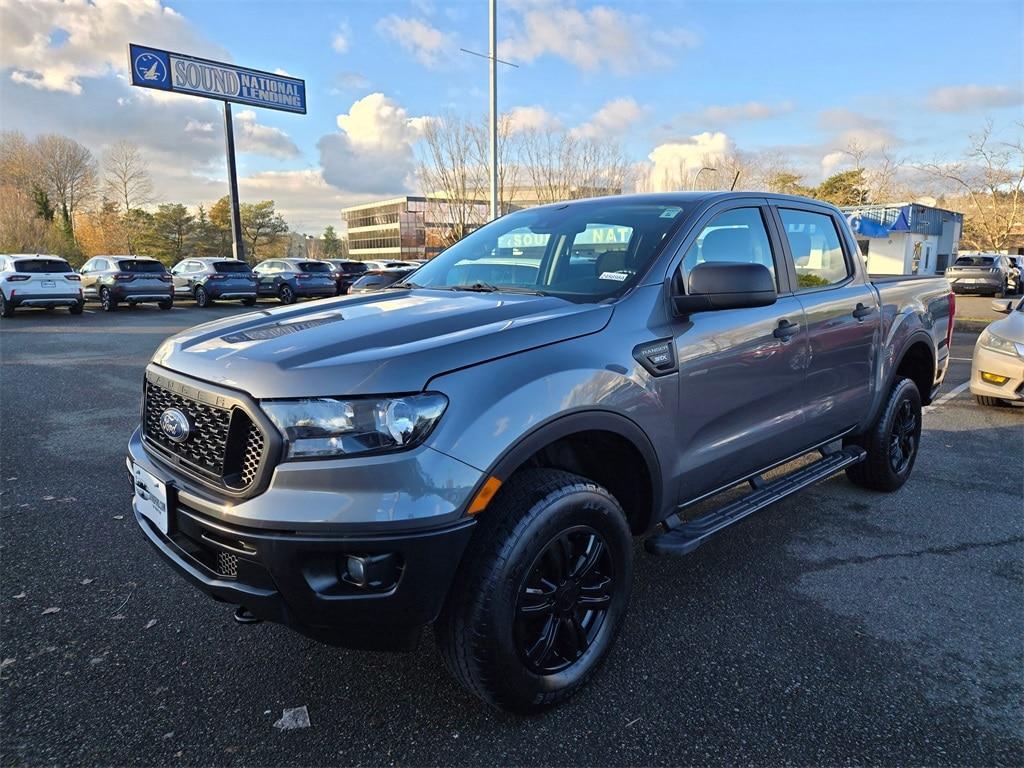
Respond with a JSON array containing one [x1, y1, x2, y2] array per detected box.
[[480, 409, 664, 532], [866, 330, 937, 424]]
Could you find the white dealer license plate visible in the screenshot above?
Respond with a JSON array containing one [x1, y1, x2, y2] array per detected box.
[[132, 463, 168, 534], [41, 280, 56, 288]]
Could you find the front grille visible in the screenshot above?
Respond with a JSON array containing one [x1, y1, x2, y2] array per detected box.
[[143, 379, 266, 492], [215, 551, 239, 578]]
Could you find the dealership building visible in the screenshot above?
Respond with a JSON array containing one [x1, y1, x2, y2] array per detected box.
[[842, 203, 963, 275]]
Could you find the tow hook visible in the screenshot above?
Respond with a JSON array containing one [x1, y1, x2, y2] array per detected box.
[[233, 605, 262, 625]]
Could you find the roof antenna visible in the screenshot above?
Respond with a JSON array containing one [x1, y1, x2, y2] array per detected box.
[[730, 171, 741, 191]]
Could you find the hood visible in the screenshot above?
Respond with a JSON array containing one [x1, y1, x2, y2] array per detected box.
[[987, 307, 1024, 343], [152, 289, 613, 398]]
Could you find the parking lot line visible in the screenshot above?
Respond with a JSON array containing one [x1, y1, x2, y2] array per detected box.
[[924, 381, 970, 411]]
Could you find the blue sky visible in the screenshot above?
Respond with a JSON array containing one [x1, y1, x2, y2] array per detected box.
[[2, 0, 1022, 232]]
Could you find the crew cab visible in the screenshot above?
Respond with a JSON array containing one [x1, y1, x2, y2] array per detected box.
[[127, 193, 953, 713], [0, 254, 83, 316]]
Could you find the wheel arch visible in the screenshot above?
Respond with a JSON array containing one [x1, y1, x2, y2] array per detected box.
[[483, 410, 664, 536]]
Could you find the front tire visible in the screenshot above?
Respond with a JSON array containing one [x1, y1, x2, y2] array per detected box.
[[436, 469, 632, 713], [0, 293, 14, 317], [100, 287, 117, 312], [845, 376, 922, 491], [975, 395, 1006, 407]]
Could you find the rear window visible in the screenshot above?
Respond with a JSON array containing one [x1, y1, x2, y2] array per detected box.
[[213, 261, 252, 274], [13, 259, 73, 273], [954, 256, 994, 267], [118, 260, 166, 273], [336, 262, 368, 274], [298, 261, 332, 273]]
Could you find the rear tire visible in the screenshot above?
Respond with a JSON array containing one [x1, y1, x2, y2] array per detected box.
[[975, 395, 1006, 407], [100, 287, 117, 312], [995, 283, 1006, 299], [436, 468, 632, 713], [194, 286, 212, 308], [68, 301, 84, 315], [241, 297, 257, 307], [0, 293, 14, 317], [158, 299, 173, 311], [845, 376, 922, 492], [278, 284, 296, 304]]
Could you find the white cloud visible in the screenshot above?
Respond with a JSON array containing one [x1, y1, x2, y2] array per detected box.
[[499, 3, 698, 73], [238, 170, 348, 233], [331, 22, 351, 54], [815, 108, 898, 176], [0, 0, 226, 94], [376, 16, 452, 68], [506, 105, 560, 133], [646, 132, 733, 192], [572, 98, 645, 139], [925, 83, 1024, 113], [233, 110, 300, 159], [695, 101, 794, 124], [318, 93, 426, 194]]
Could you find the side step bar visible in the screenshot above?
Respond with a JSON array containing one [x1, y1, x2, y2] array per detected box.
[[645, 446, 866, 556]]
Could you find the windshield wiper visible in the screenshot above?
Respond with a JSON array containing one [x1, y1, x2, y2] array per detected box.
[[387, 281, 422, 289], [447, 282, 500, 292]]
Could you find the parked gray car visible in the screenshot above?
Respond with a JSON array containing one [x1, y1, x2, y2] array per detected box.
[[127, 192, 952, 712], [79, 255, 173, 311], [945, 253, 1013, 297], [170, 258, 258, 307]]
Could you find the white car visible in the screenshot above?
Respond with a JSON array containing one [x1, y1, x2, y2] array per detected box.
[[0, 254, 84, 317], [971, 297, 1024, 406]]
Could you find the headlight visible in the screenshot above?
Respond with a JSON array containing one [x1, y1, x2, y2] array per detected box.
[[262, 393, 448, 459], [979, 329, 1024, 358]]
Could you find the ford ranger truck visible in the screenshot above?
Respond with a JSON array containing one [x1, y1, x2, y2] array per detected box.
[[127, 192, 954, 713]]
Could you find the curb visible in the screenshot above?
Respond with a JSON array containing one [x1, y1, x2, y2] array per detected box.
[[954, 318, 991, 332]]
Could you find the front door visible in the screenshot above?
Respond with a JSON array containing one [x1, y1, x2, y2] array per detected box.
[[672, 203, 811, 502], [775, 204, 881, 439]]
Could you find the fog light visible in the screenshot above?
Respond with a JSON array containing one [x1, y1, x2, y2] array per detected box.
[[981, 371, 1010, 385], [344, 553, 399, 590]]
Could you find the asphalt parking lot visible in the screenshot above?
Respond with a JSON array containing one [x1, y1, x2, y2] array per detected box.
[[1, 300, 1022, 766]]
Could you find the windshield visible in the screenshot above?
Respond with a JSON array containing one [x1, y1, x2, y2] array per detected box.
[[298, 261, 332, 273], [118, 260, 166, 273], [213, 261, 251, 274], [406, 200, 689, 301], [14, 259, 72, 273], [954, 256, 994, 267]]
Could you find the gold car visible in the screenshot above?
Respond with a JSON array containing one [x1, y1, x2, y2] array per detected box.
[[971, 298, 1024, 406]]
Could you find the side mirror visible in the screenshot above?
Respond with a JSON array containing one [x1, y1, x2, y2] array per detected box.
[[673, 262, 777, 315], [991, 299, 1014, 314]]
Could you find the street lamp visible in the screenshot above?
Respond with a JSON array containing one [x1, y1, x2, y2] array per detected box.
[[691, 166, 716, 190]]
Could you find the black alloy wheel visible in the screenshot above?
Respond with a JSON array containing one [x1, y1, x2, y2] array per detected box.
[[888, 398, 917, 475], [515, 527, 614, 674]]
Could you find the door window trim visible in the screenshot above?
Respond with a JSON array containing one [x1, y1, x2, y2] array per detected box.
[[664, 198, 795, 296], [769, 202, 855, 295]]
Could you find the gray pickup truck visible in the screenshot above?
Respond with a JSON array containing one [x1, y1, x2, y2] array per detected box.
[[127, 192, 953, 712]]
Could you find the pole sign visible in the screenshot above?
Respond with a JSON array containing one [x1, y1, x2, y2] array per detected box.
[[128, 43, 306, 114]]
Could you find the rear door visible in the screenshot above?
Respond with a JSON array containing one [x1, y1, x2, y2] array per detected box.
[[772, 203, 881, 439], [670, 199, 811, 502]]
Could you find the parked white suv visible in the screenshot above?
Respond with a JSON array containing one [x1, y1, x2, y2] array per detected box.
[[0, 254, 84, 317]]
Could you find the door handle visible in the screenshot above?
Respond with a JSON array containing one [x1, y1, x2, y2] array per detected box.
[[852, 302, 874, 320], [773, 319, 800, 340]]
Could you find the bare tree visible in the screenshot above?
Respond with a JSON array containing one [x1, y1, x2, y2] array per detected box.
[[104, 140, 154, 253], [33, 134, 97, 237], [920, 121, 1024, 251], [519, 127, 630, 203]]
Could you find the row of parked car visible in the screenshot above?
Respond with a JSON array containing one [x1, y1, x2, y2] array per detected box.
[[0, 254, 423, 316]]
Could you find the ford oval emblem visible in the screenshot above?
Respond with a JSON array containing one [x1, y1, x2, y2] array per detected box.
[[159, 408, 191, 443]]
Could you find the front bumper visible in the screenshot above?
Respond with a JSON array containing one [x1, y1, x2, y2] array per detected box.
[[970, 344, 1024, 402], [127, 425, 482, 648]]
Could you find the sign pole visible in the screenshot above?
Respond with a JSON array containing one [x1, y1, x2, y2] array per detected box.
[[222, 102, 245, 262]]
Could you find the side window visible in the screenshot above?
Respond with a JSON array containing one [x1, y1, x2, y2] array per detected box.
[[682, 207, 776, 285], [93, 259, 108, 272], [779, 209, 851, 290]]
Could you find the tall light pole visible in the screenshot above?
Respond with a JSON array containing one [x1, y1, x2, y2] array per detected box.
[[488, 0, 498, 221], [691, 166, 716, 191], [460, 1, 517, 221]]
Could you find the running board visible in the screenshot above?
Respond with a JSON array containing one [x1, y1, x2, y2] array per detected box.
[[645, 446, 866, 556]]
